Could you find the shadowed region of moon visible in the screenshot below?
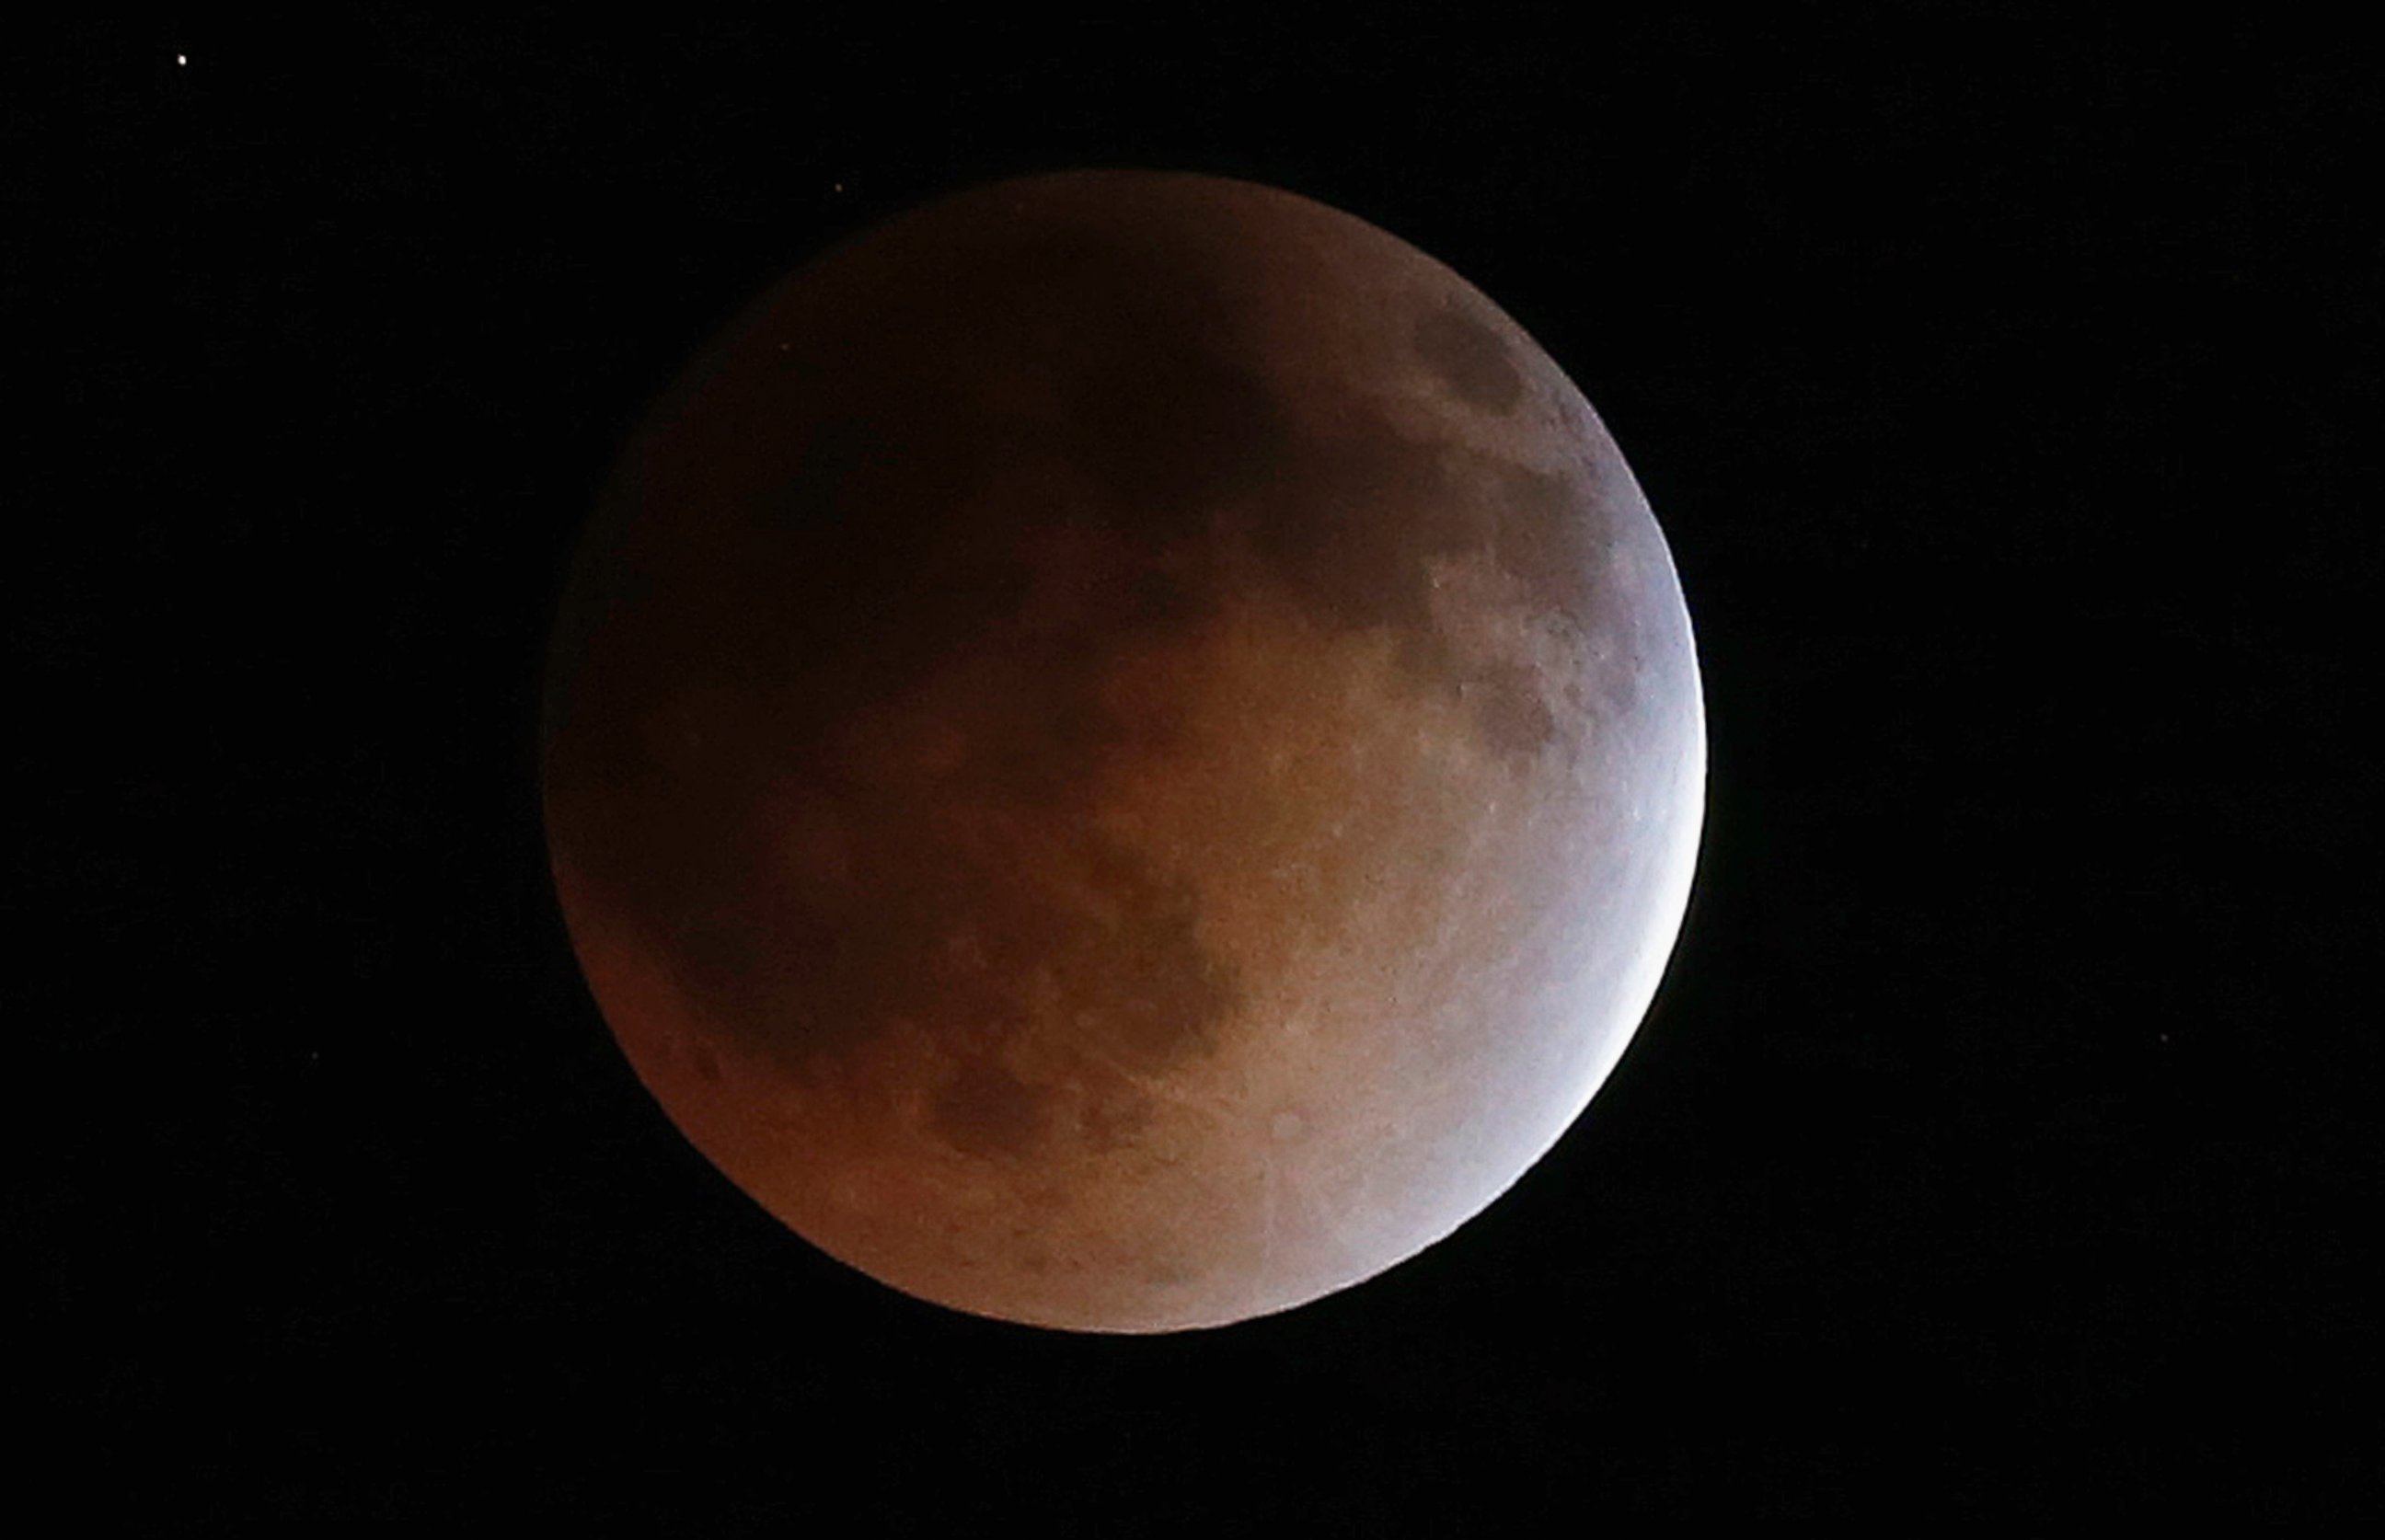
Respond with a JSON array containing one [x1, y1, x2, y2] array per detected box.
[[541, 169, 1705, 1332]]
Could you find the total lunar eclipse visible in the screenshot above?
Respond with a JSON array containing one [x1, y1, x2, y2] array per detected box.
[[540, 170, 1705, 1332]]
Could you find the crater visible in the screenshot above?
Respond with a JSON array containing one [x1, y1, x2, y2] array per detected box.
[[1490, 462, 1597, 616], [1462, 662, 1561, 763], [1414, 305, 1524, 413], [933, 1052, 1048, 1157]]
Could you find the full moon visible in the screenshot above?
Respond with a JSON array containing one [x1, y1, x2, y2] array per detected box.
[[541, 170, 1704, 1332]]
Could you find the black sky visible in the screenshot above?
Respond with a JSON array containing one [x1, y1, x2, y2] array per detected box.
[[17, 6, 2374, 1528]]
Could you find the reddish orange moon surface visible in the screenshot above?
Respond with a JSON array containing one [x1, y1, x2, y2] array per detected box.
[[541, 171, 1704, 1332]]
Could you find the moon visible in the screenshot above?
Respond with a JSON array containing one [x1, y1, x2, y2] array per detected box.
[[540, 170, 1704, 1332]]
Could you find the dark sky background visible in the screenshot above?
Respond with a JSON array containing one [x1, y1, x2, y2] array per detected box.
[[18, 6, 2373, 1528]]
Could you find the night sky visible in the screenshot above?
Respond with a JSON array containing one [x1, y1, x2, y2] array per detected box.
[[20, 8, 2373, 1527]]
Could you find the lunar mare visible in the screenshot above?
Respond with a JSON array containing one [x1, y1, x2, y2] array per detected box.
[[542, 170, 1704, 1331]]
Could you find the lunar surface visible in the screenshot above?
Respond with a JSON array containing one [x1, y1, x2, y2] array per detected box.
[[541, 170, 1704, 1331]]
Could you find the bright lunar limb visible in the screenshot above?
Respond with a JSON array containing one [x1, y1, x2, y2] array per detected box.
[[542, 170, 1704, 1331]]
